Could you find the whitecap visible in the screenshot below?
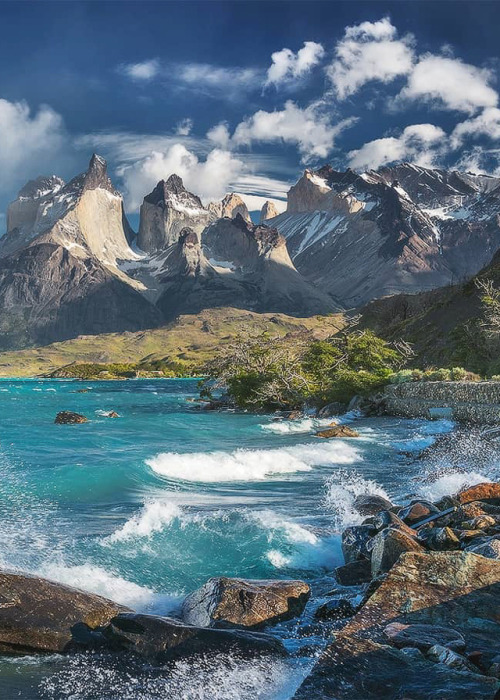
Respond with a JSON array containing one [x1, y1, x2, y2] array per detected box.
[[105, 500, 182, 543], [324, 469, 390, 529], [146, 440, 360, 483], [417, 470, 488, 502]]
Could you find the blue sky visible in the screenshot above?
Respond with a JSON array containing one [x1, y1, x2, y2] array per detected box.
[[1, 0, 500, 226]]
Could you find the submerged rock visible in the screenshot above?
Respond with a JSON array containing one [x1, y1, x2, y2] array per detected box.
[[104, 612, 286, 662], [182, 577, 310, 629], [0, 570, 126, 654], [314, 598, 355, 621], [54, 411, 88, 424], [315, 425, 359, 439]]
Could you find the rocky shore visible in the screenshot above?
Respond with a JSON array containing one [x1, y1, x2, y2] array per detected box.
[[3, 480, 500, 698]]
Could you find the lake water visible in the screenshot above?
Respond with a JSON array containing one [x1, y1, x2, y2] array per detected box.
[[0, 378, 497, 699]]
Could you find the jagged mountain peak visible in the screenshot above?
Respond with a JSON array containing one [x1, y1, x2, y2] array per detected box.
[[260, 200, 279, 222], [17, 175, 65, 201]]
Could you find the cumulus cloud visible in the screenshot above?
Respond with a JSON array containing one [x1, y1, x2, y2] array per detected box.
[[117, 143, 244, 211], [399, 54, 498, 114], [266, 41, 325, 86], [232, 100, 355, 160], [0, 98, 67, 192], [206, 122, 231, 148], [119, 59, 160, 82], [451, 107, 500, 147], [348, 123, 446, 170], [327, 17, 415, 99], [175, 118, 193, 136]]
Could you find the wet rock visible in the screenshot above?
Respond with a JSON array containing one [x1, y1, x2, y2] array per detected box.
[[54, 411, 88, 424], [285, 410, 304, 421], [0, 570, 127, 654], [398, 500, 440, 526], [316, 402, 346, 418], [464, 515, 497, 530], [314, 598, 355, 621], [107, 411, 119, 418], [457, 482, 500, 505], [434, 495, 460, 511], [426, 644, 478, 673], [371, 528, 423, 577], [456, 501, 491, 521], [383, 622, 466, 652], [468, 536, 500, 560], [335, 559, 372, 586], [341, 525, 375, 564], [104, 613, 286, 662], [293, 634, 499, 699], [372, 511, 416, 537], [353, 494, 394, 516], [418, 526, 461, 551], [457, 528, 486, 543], [182, 577, 310, 629], [315, 425, 359, 439]]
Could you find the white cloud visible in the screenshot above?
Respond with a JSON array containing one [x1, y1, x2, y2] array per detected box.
[[0, 99, 67, 192], [230, 173, 291, 200], [119, 59, 160, 82], [451, 107, 500, 147], [117, 143, 244, 211], [266, 41, 325, 86], [328, 17, 414, 99], [348, 123, 446, 170], [232, 100, 355, 160], [399, 54, 498, 114], [206, 122, 231, 148], [175, 118, 193, 136]]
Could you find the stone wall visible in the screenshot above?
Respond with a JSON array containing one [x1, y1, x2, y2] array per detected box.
[[384, 381, 500, 424]]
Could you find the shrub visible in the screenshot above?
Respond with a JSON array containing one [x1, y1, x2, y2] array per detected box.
[[425, 368, 452, 382], [490, 375, 500, 381], [389, 369, 413, 384], [450, 366, 467, 381]]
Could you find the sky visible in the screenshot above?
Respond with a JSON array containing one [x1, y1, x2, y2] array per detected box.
[[1, 0, 500, 228]]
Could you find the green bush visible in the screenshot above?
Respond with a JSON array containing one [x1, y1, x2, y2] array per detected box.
[[425, 368, 452, 382], [450, 366, 467, 381]]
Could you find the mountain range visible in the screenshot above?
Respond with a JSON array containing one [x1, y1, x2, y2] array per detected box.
[[1, 153, 500, 351]]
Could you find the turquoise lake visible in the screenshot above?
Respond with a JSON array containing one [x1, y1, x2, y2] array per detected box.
[[0, 378, 497, 699]]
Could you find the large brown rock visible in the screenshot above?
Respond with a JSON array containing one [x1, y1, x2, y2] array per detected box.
[[457, 482, 500, 505], [182, 577, 310, 629], [294, 552, 500, 699], [0, 570, 127, 654], [104, 612, 286, 662], [315, 425, 359, 439], [353, 494, 394, 516]]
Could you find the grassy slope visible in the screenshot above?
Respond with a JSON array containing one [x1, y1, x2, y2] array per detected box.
[[0, 307, 344, 377], [360, 251, 500, 367]]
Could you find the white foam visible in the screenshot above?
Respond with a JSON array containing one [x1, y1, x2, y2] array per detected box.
[[324, 469, 390, 529], [106, 500, 182, 543], [260, 417, 335, 435], [146, 441, 360, 483], [417, 470, 488, 502]]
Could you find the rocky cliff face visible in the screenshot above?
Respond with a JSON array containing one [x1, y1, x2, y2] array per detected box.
[[260, 200, 279, 222], [154, 215, 339, 320], [137, 175, 214, 253], [273, 164, 500, 307]]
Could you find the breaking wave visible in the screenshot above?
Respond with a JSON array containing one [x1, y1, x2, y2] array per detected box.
[[146, 441, 360, 482], [324, 469, 391, 529]]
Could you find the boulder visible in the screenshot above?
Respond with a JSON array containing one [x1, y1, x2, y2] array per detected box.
[[371, 528, 423, 577], [107, 411, 119, 418], [293, 634, 499, 699], [398, 500, 440, 526], [418, 526, 461, 551], [335, 559, 372, 586], [464, 515, 497, 530], [294, 552, 500, 699], [426, 644, 478, 673], [468, 537, 500, 560], [371, 510, 416, 537], [104, 613, 286, 662], [383, 622, 466, 652], [314, 598, 355, 621], [54, 411, 88, 424], [456, 501, 491, 521], [457, 482, 500, 505], [341, 525, 375, 564], [182, 577, 310, 629], [0, 570, 127, 654], [286, 410, 304, 421], [317, 402, 346, 418], [315, 425, 359, 439], [352, 494, 394, 516]]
